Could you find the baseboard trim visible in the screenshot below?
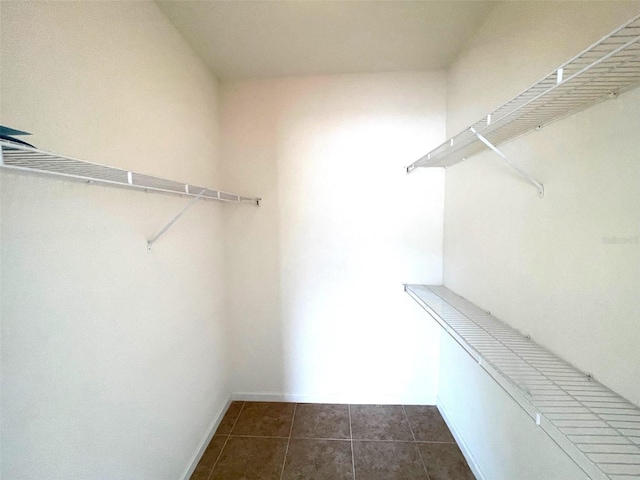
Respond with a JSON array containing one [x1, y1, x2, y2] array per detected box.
[[437, 398, 486, 480], [180, 395, 232, 480], [232, 392, 348, 404], [231, 392, 437, 405]]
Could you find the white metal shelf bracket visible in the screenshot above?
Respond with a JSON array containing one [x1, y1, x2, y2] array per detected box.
[[470, 127, 544, 198], [147, 189, 206, 251]]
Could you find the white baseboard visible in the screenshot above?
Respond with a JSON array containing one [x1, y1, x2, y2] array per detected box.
[[231, 391, 437, 405], [180, 395, 232, 480], [437, 398, 486, 480], [232, 392, 350, 404]]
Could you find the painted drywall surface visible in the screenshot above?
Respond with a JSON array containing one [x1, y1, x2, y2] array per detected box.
[[444, 0, 640, 405], [1, 2, 229, 479], [439, 334, 591, 480], [221, 72, 446, 404], [445, 85, 640, 401], [440, 3, 640, 478]]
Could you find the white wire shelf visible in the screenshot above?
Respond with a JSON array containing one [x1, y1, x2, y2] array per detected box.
[[405, 284, 640, 480], [407, 13, 640, 172], [0, 140, 260, 205]]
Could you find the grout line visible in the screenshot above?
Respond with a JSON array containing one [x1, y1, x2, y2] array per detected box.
[[416, 443, 432, 480], [279, 403, 297, 480], [228, 401, 246, 436], [414, 440, 458, 444], [348, 405, 356, 480], [402, 405, 431, 480], [403, 405, 419, 442], [288, 436, 352, 442], [223, 433, 453, 443], [206, 401, 245, 480], [351, 438, 426, 444]]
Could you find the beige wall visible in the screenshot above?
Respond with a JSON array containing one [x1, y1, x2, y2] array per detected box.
[[221, 71, 447, 404], [1, 2, 231, 479], [5, 1, 638, 479], [441, 2, 640, 478]]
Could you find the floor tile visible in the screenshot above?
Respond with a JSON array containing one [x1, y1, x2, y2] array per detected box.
[[404, 405, 455, 442], [195, 401, 471, 480], [216, 401, 244, 435], [281, 439, 353, 480], [209, 436, 288, 480], [353, 441, 428, 480], [291, 403, 351, 439], [190, 435, 227, 480], [418, 442, 475, 480], [231, 401, 295, 437], [350, 405, 414, 440]]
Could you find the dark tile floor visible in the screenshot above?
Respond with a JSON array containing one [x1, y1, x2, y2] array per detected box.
[[191, 402, 475, 480]]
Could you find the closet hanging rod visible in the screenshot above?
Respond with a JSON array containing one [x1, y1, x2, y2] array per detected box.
[[0, 140, 261, 206], [406, 12, 640, 172]]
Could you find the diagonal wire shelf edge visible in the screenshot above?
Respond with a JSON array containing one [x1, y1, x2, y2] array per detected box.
[[407, 13, 640, 171]]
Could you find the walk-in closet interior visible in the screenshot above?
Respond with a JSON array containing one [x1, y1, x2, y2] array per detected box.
[[1, 1, 639, 479]]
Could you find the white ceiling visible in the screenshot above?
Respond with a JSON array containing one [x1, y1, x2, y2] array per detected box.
[[157, 1, 497, 80]]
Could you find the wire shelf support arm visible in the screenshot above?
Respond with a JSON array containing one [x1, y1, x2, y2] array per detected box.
[[470, 127, 544, 197], [147, 189, 206, 251]]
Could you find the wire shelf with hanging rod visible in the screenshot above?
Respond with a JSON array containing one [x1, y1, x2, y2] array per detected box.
[[406, 13, 640, 190]]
